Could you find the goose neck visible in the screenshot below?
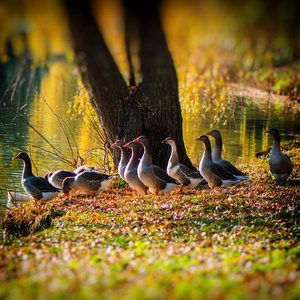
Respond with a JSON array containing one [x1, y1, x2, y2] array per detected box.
[[127, 145, 139, 169], [272, 135, 281, 153], [203, 140, 213, 162], [22, 156, 34, 179], [169, 142, 179, 166], [140, 142, 152, 167], [120, 147, 129, 165], [212, 135, 222, 160]]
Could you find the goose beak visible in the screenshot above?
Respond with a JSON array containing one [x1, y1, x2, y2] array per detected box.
[[124, 143, 129, 147], [206, 131, 212, 136], [194, 136, 201, 141], [265, 130, 270, 134], [13, 154, 20, 160], [133, 138, 139, 143]]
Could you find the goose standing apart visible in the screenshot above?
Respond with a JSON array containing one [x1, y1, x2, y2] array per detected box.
[[194, 135, 240, 189], [206, 130, 249, 181], [13, 152, 61, 204], [265, 128, 293, 182], [162, 137, 205, 190], [123, 141, 149, 195], [62, 171, 115, 196], [111, 140, 130, 182], [45, 170, 76, 189], [133, 136, 180, 195]]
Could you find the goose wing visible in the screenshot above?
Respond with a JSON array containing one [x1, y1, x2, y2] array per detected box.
[[77, 172, 111, 191], [209, 164, 238, 181], [179, 164, 202, 178], [29, 176, 61, 193], [55, 170, 76, 180], [217, 160, 245, 177], [153, 166, 179, 184]]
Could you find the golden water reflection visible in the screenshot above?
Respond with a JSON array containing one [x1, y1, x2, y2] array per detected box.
[[183, 97, 299, 166], [0, 61, 104, 204]]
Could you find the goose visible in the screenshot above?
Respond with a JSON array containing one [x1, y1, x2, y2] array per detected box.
[[62, 171, 115, 196], [133, 136, 180, 195], [123, 141, 149, 195], [265, 128, 293, 182], [111, 140, 130, 182], [162, 137, 205, 190], [194, 135, 240, 189], [206, 129, 249, 181], [74, 165, 99, 174], [13, 152, 61, 203], [45, 170, 76, 189]]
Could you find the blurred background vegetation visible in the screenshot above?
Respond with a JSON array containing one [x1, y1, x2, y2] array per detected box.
[[1, 0, 299, 120], [0, 0, 299, 77]]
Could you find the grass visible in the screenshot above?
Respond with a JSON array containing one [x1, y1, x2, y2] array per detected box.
[[0, 145, 299, 299]]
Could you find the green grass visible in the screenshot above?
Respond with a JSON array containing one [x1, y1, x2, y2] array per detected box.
[[0, 146, 299, 299]]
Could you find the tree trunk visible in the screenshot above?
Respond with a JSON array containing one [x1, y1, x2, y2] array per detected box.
[[64, 0, 194, 170]]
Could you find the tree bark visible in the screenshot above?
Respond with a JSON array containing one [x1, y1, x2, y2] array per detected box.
[[64, 0, 194, 170]]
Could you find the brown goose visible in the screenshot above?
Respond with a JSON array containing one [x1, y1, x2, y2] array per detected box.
[[194, 135, 240, 189], [133, 136, 180, 195], [124, 141, 149, 195], [14, 152, 61, 203], [111, 140, 130, 182], [265, 128, 293, 182], [62, 171, 115, 196], [162, 137, 205, 190], [45, 170, 76, 189], [206, 130, 249, 181]]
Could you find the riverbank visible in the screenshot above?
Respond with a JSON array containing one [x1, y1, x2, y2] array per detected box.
[[1, 145, 299, 299]]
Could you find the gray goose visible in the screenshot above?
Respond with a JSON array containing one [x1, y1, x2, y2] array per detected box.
[[265, 128, 293, 182], [111, 140, 130, 182], [162, 137, 205, 190], [14, 152, 61, 203], [195, 135, 240, 189], [45, 170, 76, 189], [133, 136, 180, 195], [123, 141, 149, 195], [206, 129, 249, 181], [62, 171, 115, 196]]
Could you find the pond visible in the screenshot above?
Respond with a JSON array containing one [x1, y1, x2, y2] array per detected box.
[[0, 59, 299, 217]]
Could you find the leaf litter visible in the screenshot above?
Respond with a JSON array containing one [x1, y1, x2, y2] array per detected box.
[[0, 146, 299, 299]]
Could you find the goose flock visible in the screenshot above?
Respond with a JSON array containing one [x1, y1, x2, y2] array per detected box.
[[12, 128, 293, 204]]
